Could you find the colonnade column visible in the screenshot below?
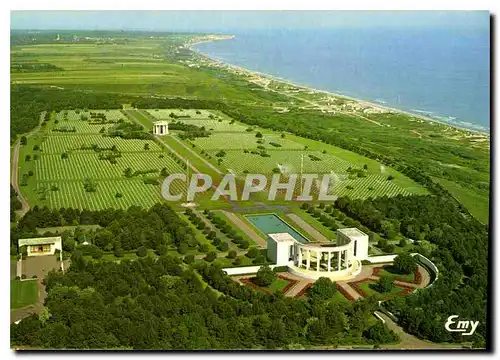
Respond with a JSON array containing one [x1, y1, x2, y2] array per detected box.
[[306, 250, 310, 270], [297, 248, 302, 266], [316, 251, 320, 272], [327, 252, 332, 272], [337, 251, 341, 271]]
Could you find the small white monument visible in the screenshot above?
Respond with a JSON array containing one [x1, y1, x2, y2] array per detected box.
[[153, 121, 169, 135]]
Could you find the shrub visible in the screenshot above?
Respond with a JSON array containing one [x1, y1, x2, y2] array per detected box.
[[92, 250, 103, 259], [382, 244, 395, 253], [252, 255, 265, 265], [178, 243, 189, 254], [199, 244, 210, 253], [255, 264, 274, 286], [246, 247, 259, 258], [205, 251, 217, 262], [239, 240, 250, 249], [233, 257, 242, 266], [21, 274, 27, 279], [32, 275, 38, 279], [136, 246, 148, 258], [218, 242, 229, 252], [25, 155, 31, 162], [376, 277, 394, 293], [184, 254, 195, 264], [212, 237, 221, 247], [308, 277, 338, 300], [399, 238, 408, 247], [393, 252, 418, 274], [114, 248, 124, 258], [227, 250, 237, 259]]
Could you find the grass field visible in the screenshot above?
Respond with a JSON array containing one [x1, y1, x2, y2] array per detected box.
[[10, 38, 489, 222], [376, 266, 416, 281], [11, 280, 38, 309], [18, 108, 189, 210]]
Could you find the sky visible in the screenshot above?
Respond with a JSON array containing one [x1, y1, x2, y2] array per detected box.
[[10, 11, 490, 32]]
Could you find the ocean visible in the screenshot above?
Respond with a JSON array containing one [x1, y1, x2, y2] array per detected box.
[[194, 27, 490, 132]]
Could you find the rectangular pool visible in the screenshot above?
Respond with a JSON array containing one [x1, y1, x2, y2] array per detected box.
[[244, 214, 309, 244]]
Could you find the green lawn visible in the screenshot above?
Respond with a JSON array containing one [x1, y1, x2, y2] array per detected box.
[[377, 266, 415, 281], [288, 209, 337, 241], [212, 210, 259, 247], [435, 177, 489, 224], [356, 281, 406, 300], [267, 278, 291, 293], [11, 280, 38, 309]]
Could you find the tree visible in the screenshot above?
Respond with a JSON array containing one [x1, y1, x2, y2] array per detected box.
[[227, 250, 237, 259], [184, 254, 195, 264], [398, 238, 408, 247], [393, 252, 417, 274], [246, 247, 259, 258], [144, 143, 150, 151], [205, 251, 217, 262], [218, 242, 229, 252], [61, 152, 69, 160], [114, 247, 124, 258], [178, 243, 188, 254], [20, 136, 27, 145], [157, 244, 168, 256], [363, 322, 399, 344], [253, 255, 265, 264], [308, 277, 338, 301], [255, 264, 275, 287], [25, 154, 31, 161], [136, 246, 147, 257], [255, 132, 263, 138], [199, 243, 210, 253], [376, 277, 394, 293]]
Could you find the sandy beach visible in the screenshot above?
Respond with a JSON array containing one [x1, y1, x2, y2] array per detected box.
[[188, 36, 489, 137]]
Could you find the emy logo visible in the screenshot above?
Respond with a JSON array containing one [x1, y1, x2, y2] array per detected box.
[[445, 315, 479, 336]]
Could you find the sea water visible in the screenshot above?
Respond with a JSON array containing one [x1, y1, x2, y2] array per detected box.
[[194, 27, 490, 132]]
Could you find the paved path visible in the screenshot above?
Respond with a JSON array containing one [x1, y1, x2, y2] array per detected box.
[[374, 311, 463, 350], [219, 210, 267, 248], [11, 112, 45, 217], [286, 213, 329, 243], [284, 278, 313, 298], [11, 141, 30, 216], [124, 110, 203, 175], [337, 282, 362, 301]]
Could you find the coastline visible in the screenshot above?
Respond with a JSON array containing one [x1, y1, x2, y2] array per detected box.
[[188, 37, 489, 136]]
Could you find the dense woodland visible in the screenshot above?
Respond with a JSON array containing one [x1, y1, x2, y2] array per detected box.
[[11, 203, 399, 349], [11, 204, 202, 257], [10, 81, 489, 348], [334, 195, 488, 346], [10, 85, 128, 142]]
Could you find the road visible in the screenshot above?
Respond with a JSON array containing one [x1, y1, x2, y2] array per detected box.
[[11, 142, 35, 217], [374, 311, 463, 350]]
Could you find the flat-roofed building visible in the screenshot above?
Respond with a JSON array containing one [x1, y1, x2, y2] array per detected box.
[[18, 237, 62, 257]]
